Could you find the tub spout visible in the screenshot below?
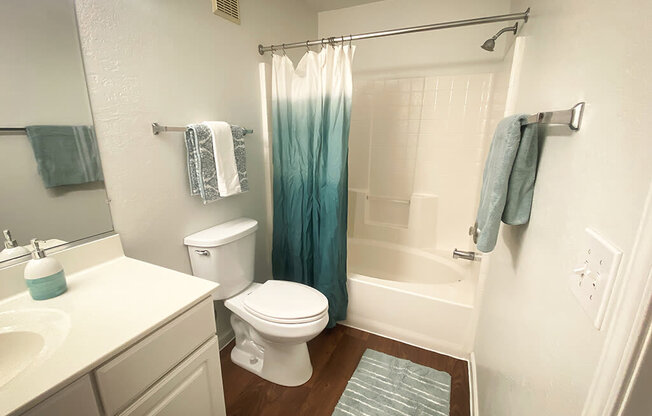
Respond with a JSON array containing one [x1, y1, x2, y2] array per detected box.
[[452, 249, 481, 261]]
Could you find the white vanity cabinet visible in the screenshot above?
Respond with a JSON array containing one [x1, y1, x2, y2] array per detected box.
[[94, 297, 222, 415], [18, 297, 226, 416], [20, 376, 101, 416], [118, 337, 223, 416]]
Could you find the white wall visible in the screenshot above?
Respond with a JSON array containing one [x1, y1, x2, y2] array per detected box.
[[75, 0, 317, 343], [474, 0, 652, 414], [0, 0, 112, 251], [305, 0, 381, 12]]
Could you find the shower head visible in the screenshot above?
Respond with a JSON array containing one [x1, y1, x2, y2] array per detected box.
[[481, 22, 518, 52], [481, 38, 496, 52]]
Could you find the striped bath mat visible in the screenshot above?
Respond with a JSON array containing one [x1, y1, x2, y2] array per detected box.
[[332, 349, 451, 416]]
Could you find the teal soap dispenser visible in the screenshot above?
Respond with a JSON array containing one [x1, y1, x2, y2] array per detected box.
[[24, 239, 68, 300]]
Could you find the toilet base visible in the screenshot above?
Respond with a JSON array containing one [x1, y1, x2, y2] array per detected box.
[[230, 314, 314, 387]]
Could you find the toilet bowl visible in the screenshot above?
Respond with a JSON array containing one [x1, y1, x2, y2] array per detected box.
[[226, 281, 328, 386], [184, 218, 329, 386]]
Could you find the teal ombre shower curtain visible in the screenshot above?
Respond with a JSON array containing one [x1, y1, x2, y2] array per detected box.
[[271, 45, 355, 328]]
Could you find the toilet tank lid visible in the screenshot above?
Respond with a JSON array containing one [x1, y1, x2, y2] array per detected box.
[[184, 218, 258, 247]]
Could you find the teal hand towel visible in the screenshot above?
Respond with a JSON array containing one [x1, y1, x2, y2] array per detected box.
[[26, 125, 103, 188], [475, 115, 538, 253]]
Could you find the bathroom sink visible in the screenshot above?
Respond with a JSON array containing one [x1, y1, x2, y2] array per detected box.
[[0, 309, 71, 388]]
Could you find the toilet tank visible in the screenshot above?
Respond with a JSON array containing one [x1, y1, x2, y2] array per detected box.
[[184, 218, 258, 300]]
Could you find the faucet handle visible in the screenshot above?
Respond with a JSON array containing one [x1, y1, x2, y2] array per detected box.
[[468, 222, 479, 244]]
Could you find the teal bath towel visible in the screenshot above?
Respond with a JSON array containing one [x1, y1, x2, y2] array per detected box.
[[26, 125, 103, 188], [475, 115, 538, 253]]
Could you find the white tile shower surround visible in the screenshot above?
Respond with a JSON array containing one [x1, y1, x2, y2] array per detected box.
[[345, 67, 510, 357], [348, 71, 507, 252]]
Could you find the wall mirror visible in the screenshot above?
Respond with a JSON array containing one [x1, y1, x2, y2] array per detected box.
[[0, 0, 113, 265]]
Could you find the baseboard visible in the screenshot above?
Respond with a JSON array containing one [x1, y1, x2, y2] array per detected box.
[[218, 327, 235, 351], [469, 352, 480, 416], [339, 321, 470, 362]]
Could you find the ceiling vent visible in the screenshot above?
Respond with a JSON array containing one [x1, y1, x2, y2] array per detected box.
[[213, 0, 241, 24]]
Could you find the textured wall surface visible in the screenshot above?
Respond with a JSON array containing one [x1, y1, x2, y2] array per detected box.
[[474, 0, 652, 414], [75, 0, 316, 343]]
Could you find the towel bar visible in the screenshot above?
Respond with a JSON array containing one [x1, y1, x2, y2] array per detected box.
[[0, 127, 27, 135], [522, 102, 585, 131], [151, 122, 254, 136]]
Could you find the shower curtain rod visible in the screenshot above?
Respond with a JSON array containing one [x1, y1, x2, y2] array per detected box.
[[258, 8, 529, 55]]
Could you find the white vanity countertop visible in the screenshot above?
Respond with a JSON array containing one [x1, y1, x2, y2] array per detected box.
[[0, 254, 217, 416]]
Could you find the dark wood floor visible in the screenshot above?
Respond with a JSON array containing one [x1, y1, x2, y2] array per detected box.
[[220, 325, 470, 416]]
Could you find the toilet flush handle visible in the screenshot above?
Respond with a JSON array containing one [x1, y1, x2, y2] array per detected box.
[[195, 249, 210, 256]]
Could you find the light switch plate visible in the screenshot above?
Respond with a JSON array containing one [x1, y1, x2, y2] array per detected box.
[[570, 228, 623, 329]]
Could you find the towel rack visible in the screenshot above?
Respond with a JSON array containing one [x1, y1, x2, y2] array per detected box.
[[522, 102, 585, 131], [151, 123, 254, 136], [0, 127, 27, 135]]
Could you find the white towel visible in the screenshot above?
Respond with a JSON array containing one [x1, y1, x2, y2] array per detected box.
[[202, 121, 242, 197]]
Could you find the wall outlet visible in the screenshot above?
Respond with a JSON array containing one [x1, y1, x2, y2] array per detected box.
[[570, 228, 623, 329]]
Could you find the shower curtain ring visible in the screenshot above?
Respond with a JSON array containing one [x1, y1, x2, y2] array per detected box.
[[349, 34, 353, 47], [282, 43, 287, 55], [305, 40, 310, 52], [270, 45, 275, 55]]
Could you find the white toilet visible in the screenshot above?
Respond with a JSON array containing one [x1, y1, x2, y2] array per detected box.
[[184, 218, 329, 387]]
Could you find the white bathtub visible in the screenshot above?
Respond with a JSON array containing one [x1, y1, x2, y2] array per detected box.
[[343, 238, 478, 357]]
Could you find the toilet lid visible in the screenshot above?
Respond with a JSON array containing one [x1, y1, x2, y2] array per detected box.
[[243, 280, 328, 324]]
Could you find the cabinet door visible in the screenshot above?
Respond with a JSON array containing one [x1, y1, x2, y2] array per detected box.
[[119, 336, 226, 416], [21, 375, 101, 416], [96, 297, 216, 415]]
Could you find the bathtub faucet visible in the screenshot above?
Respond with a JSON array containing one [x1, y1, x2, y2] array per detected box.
[[452, 249, 481, 261]]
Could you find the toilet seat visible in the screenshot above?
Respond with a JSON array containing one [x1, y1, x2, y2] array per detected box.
[[243, 280, 328, 324]]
